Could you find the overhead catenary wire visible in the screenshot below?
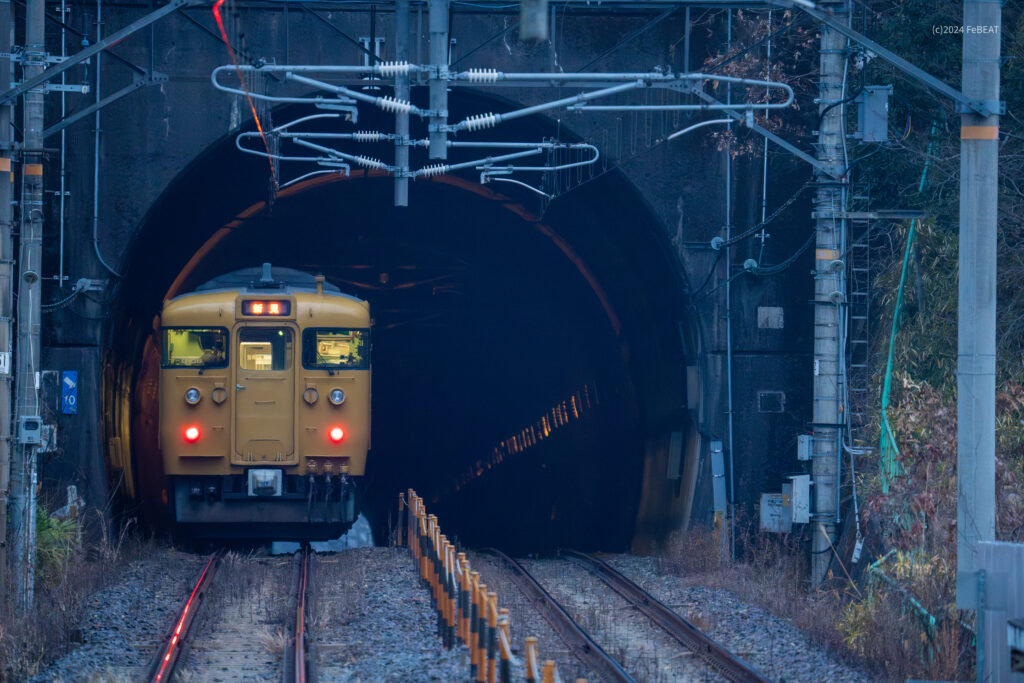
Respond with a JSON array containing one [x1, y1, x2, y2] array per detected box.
[[715, 182, 811, 249], [749, 232, 815, 275]]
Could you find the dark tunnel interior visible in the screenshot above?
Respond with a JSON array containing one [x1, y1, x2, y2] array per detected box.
[[110, 91, 691, 553]]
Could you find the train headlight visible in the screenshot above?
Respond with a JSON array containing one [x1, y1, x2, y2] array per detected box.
[[184, 425, 201, 443], [184, 387, 201, 405], [329, 388, 346, 405], [328, 426, 345, 443], [303, 387, 319, 405]]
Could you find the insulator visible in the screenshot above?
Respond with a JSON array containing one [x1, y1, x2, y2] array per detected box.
[[467, 68, 500, 83], [376, 61, 412, 77], [462, 113, 498, 131], [355, 155, 388, 170], [352, 131, 384, 142], [377, 96, 414, 114], [419, 164, 448, 177]]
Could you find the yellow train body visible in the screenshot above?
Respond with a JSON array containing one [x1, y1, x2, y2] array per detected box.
[[158, 265, 370, 541]]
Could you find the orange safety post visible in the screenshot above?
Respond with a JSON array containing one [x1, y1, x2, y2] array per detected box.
[[407, 492, 415, 557], [427, 516, 438, 603], [541, 661, 556, 683], [497, 608, 512, 683], [443, 539, 455, 649], [447, 544, 458, 649], [469, 571, 481, 680], [475, 583, 488, 683], [524, 637, 539, 683], [437, 535, 448, 642], [397, 492, 406, 547], [457, 554, 469, 646], [486, 591, 498, 683]]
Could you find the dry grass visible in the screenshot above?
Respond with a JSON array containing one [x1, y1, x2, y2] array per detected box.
[[255, 626, 290, 655], [658, 525, 972, 682], [0, 512, 156, 682]]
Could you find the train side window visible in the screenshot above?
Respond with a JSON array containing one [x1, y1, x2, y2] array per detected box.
[[162, 327, 229, 368], [238, 327, 293, 371], [302, 328, 370, 370]]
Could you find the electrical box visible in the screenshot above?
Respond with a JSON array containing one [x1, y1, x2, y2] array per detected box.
[[1010, 618, 1024, 672], [17, 416, 42, 445], [855, 85, 893, 143], [789, 474, 811, 524], [797, 434, 812, 461], [710, 440, 727, 515], [760, 493, 792, 533], [758, 391, 785, 413]]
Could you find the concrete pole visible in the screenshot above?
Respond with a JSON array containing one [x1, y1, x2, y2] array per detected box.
[[955, 0, 999, 611], [427, 0, 448, 160], [0, 0, 13, 591], [10, 0, 44, 608], [810, 1, 848, 587], [394, 0, 410, 206]]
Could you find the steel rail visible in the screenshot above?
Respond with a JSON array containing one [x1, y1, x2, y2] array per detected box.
[[563, 551, 770, 683], [289, 545, 315, 683], [480, 549, 636, 683], [147, 551, 222, 683]]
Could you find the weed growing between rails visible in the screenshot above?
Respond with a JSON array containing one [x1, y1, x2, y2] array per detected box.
[[0, 509, 156, 681]]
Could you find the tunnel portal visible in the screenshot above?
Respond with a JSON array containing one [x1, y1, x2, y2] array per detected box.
[[110, 95, 694, 552]]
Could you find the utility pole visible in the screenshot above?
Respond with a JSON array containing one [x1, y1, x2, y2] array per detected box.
[[956, 0, 1000, 611], [810, 0, 848, 587], [0, 0, 13, 592], [10, 0, 44, 608], [427, 0, 448, 160], [394, 0, 410, 206]]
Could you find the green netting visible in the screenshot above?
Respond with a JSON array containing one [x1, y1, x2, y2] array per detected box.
[[879, 222, 915, 493], [879, 121, 938, 495]]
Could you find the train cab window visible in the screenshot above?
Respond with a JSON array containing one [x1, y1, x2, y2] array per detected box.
[[302, 328, 370, 370], [162, 327, 228, 368], [238, 327, 293, 371]]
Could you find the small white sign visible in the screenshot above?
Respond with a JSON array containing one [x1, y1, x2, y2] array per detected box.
[[0, 351, 9, 375], [757, 306, 785, 329]]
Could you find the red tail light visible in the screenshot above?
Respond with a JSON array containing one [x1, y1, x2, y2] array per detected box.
[[328, 426, 344, 443], [184, 425, 201, 443]]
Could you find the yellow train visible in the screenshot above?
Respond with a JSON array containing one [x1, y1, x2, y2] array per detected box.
[[158, 264, 370, 541]]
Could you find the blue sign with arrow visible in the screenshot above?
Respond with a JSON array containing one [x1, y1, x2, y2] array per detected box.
[[62, 371, 78, 415]]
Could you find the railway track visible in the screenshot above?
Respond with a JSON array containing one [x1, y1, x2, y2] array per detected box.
[[147, 551, 223, 682], [483, 548, 770, 682], [145, 547, 316, 683], [562, 551, 769, 683], [481, 548, 637, 683], [284, 546, 316, 683]]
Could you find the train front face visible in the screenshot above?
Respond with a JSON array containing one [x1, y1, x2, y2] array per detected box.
[[158, 278, 371, 542]]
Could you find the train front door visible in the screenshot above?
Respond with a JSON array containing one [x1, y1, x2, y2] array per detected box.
[[234, 325, 296, 464]]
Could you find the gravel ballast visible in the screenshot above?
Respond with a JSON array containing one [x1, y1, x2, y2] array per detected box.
[[606, 554, 874, 683], [312, 546, 466, 682], [30, 549, 207, 682]]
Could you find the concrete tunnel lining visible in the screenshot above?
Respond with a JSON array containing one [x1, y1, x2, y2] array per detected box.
[[108, 95, 697, 552]]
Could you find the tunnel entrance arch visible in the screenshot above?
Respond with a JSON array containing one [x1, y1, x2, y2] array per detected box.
[[108, 92, 698, 552]]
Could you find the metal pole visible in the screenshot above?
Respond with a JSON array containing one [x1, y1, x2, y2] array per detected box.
[[724, 9, 735, 563], [809, 1, 848, 587], [394, 0, 410, 206], [0, 0, 13, 592], [11, 0, 45, 609], [428, 0, 449, 160], [956, 0, 999, 612]]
